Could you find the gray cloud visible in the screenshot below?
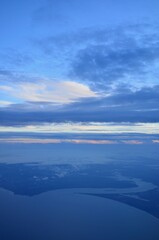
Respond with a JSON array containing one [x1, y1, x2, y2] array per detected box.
[[34, 23, 159, 90], [0, 69, 13, 77], [70, 33, 159, 88], [0, 108, 158, 126]]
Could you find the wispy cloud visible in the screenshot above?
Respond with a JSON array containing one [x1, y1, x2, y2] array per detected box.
[[152, 140, 159, 143], [0, 101, 13, 107], [121, 140, 143, 144]]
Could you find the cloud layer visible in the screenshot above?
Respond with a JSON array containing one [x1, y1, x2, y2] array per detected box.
[[0, 2, 159, 130], [0, 122, 159, 134]]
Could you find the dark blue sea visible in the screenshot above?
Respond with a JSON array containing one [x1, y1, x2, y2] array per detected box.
[[0, 141, 159, 240]]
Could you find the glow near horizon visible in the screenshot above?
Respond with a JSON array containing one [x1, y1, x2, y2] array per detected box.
[[0, 138, 149, 144], [0, 122, 159, 134]]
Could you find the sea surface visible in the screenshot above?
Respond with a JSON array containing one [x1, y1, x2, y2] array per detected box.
[[0, 139, 159, 240]]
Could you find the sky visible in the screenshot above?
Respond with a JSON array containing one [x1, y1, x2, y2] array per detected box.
[[0, 0, 159, 134]]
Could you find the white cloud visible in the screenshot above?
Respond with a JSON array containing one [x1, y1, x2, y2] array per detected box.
[[0, 122, 159, 134], [0, 80, 97, 104], [0, 101, 13, 107]]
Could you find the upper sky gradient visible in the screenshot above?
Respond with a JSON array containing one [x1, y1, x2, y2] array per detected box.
[[0, 0, 159, 133]]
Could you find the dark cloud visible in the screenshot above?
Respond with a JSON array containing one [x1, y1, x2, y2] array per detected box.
[[111, 85, 159, 105], [70, 40, 159, 87], [0, 69, 13, 76], [34, 23, 159, 90], [0, 108, 158, 126]]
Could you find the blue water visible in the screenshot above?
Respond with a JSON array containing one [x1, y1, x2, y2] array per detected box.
[[0, 142, 159, 239], [0, 188, 159, 240]]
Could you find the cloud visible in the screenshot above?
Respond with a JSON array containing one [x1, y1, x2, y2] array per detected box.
[[0, 23, 159, 126], [105, 85, 159, 109], [0, 122, 159, 134], [0, 80, 97, 104], [0, 137, 148, 145], [0, 101, 13, 107], [70, 37, 159, 89], [61, 84, 159, 116], [0, 69, 13, 76], [35, 23, 159, 90], [152, 140, 159, 143], [0, 84, 159, 124], [121, 140, 143, 144], [0, 137, 118, 144]]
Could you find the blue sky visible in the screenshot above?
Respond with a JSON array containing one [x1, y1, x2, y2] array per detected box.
[[0, 0, 159, 134]]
